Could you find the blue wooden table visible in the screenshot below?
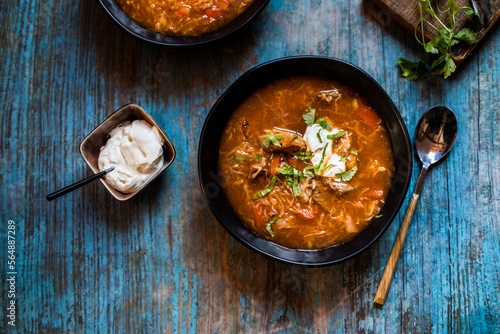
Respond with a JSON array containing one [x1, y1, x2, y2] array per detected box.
[[1, 0, 499, 333]]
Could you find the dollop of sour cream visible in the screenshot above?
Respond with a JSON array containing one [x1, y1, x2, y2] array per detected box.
[[303, 124, 346, 178], [98, 120, 164, 193]]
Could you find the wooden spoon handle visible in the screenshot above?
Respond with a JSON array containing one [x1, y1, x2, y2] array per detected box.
[[374, 165, 429, 306]]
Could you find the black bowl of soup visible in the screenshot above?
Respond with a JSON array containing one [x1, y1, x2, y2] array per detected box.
[[199, 56, 412, 266], [96, 0, 270, 46]]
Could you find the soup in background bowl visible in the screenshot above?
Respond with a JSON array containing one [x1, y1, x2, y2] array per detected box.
[[115, 0, 256, 37], [198, 56, 412, 266], [96, 0, 270, 46]]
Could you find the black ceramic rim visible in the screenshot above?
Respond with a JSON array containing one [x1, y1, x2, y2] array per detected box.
[[198, 56, 413, 266], [96, 0, 271, 46]]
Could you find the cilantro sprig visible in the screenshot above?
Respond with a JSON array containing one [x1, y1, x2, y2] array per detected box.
[[398, 0, 479, 80]]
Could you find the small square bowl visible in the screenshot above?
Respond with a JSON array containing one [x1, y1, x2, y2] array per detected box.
[[80, 104, 176, 201]]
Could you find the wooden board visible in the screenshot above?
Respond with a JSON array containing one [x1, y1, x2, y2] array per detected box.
[[367, 0, 500, 64]]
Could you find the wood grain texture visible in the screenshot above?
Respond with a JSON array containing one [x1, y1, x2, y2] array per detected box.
[[367, 0, 500, 63], [0, 0, 499, 333]]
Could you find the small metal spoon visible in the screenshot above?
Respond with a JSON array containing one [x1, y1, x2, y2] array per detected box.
[[374, 106, 458, 306]]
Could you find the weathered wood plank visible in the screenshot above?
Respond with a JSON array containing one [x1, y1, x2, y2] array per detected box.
[[0, 0, 498, 333]]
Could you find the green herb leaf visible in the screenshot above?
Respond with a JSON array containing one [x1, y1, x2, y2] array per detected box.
[[266, 216, 280, 237], [398, 0, 479, 80], [315, 142, 329, 172], [447, 0, 459, 26], [262, 133, 284, 148], [302, 108, 316, 126], [253, 176, 277, 199], [314, 117, 332, 130], [316, 131, 323, 143], [291, 135, 299, 140], [327, 131, 345, 139], [303, 170, 315, 178], [424, 36, 443, 54], [397, 58, 429, 81], [453, 28, 477, 45], [430, 53, 456, 79], [231, 157, 247, 161], [339, 156, 347, 162], [464, 6, 483, 25], [335, 166, 358, 182], [254, 155, 262, 161], [292, 151, 314, 160], [378, 167, 386, 172], [375, 214, 383, 218], [292, 168, 301, 196]]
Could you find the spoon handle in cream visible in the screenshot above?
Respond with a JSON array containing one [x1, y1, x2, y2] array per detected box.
[[374, 165, 429, 306]]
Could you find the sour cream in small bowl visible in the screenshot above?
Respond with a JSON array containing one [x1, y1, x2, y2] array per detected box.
[[80, 104, 176, 201]]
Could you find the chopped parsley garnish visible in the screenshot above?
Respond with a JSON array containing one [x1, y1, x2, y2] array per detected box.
[[327, 131, 345, 139], [262, 133, 284, 149], [314, 142, 329, 172], [231, 157, 247, 161], [335, 166, 358, 182], [378, 167, 386, 172], [291, 135, 299, 140], [254, 155, 262, 161], [314, 117, 332, 130], [252, 176, 277, 199], [266, 216, 280, 237], [303, 170, 315, 178], [292, 151, 314, 160], [316, 131, 323, 143], [375, 214, 383, 218], [270, 153, 274, 161], [339, 156, 347, 162], [275, 164, 304, 196], [302, 108, 316, 126]]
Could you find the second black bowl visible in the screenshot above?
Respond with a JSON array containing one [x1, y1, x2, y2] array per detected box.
[[96, 0, 270, 46], [199, 56, 413, 266]]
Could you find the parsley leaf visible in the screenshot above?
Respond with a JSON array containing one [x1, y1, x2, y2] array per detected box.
[[375, 214, 383, 218], [266, 216, 280, 237], [302, 108, 316, 126], [327, 131, 345, 139], [335, 166, 358, 182], [262, 133, 284, 148], [292, 151, 314, 160], [254, 155, 262, 161], [453, 28, 477, 45], [275, 164, 304, 196], [316, 131, 323, 143], [252, 176, 277, 199], [231, 157, 247, 161], [339, 156, 347, 162], [315, 142, 329, 172], [314, 117, 332, 130], [397, 58, 429, 81]]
